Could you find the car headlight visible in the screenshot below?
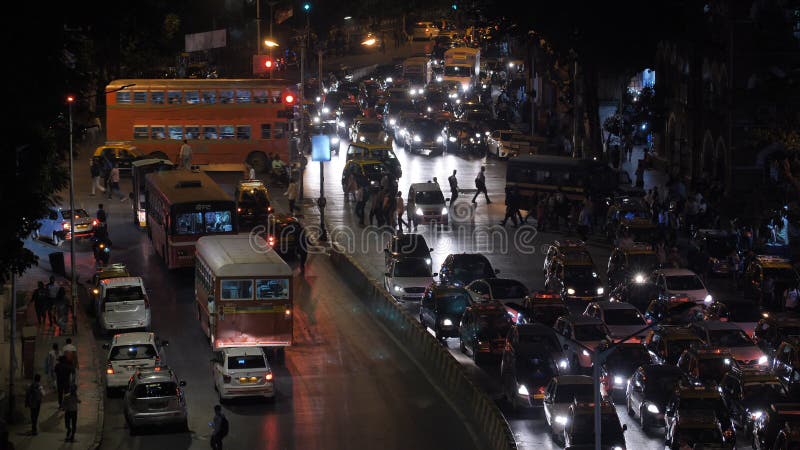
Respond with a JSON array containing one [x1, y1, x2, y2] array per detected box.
[[425, 258, 431, 265], [389, 118, 396, 125], [436, 136, 443, 143], [322, 107, 330, 114], [612, 447, 624, 450], [416, 207, 423, 216], [359, 136, 366, 142], [704, 294, 713, 304], [567, 288, 576, 295], [646, 403, 660, 414], [597, 287, 604, 295], [331, 136, 340, 144], [582, 350, 590, 357], [449, 93, 457, 98], [455, 98, 461, 104], [448, 136, 456, 142], [558, 359, 568, 369], [758, 355, 768, 365], [482, 84, 487, 89], [752, 410, 763, 420], [517, 384, 529, 396], [414, 135, 421, 142], [436, 76, 443, 82], [315, 96, 321, 102], [441, 207, 448, 215], [723, 358, 731, 365], [555, 415, 568, 425], [634, 273, 645, 284], [469, 138, 475, 143], [385, 77, 393, 83], [393, 285, 403, 293], [614, 376, 624, 385], [475, 133, 481, 138], [442, 318, 453, 327], [313, 116, 321, 123]]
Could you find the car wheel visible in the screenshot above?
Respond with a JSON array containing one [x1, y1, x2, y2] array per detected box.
[[52, 232, 62, 247], [459, 339, 466, 354], [639, 405, 649, 430]]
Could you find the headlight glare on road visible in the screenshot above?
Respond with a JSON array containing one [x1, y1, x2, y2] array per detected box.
[[567, 288, 576, 295], [646, 403, 659, 414], [555, 415, 568, 425], [416, 207, 423, 216], [517, 384, 529, 396]]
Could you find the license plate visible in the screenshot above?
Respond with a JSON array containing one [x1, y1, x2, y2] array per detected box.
[[149, 402, 167, 410], [238, 378, 256, 384], [534, 394, 544, 399]]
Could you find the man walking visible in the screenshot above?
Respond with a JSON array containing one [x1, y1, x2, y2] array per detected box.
[[63, 385, 81, 442], [46, 276, 58, 326], [179, 139, 193, 169], [25, 374, 45, 435], [284, 178, 299, 214], [448, 170, 459, 207], [62, 337, 78, 369], [90, 158, 104, 196], [471, 166, 490, 204], [209, 404, 228, 450], [108, 163, 127, 201], [45, 343, 58, 389], [354, 184, 366, 226], [33, 281, 47, 326], [54, 356, 75, 409]]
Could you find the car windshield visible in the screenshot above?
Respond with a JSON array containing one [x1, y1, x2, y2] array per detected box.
[[227, 355, 266, 369], [707, 329, 753, 347], [239, 189, 269, 205], [606, 345, 649, 371], [742, 383, 787, 403], [105, 286, 145, 302], [412, 120, 440, 136], [517, 354, 557, 378], [392, 236, 429, 256], [679, 397, 728, 418], [312, 123, 336, 134], [628, 254, 658, 271], [564, 266, 598, 282], [393, 259, 431, 277], [603, 308, 646, 326], [61, 209, 90, 219], [645, 371, 685, 401], [569, 414, 624, 443], [415, 190, 445, 204], [574, 323, 608, 341], [362, 163, 386, 178], [435, 293, 469, 315], [697, 357, 730, 381], [666, 339, 701, 364], [476, 313, 511, 339], [519, 332, 561, 353], [133, 382, 177, 399], [665, 275, 705, 291], [531, 305, 569, 326], [489, 280, 529, 299], [444, 66, 469, 76], [109, 344, 157, 361], [674, 425, 723, 446], [554, 383, 594, 402], [359, 123, 382, 133]]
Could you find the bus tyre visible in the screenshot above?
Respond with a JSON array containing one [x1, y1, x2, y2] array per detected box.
[[247, 152, 269, 173]]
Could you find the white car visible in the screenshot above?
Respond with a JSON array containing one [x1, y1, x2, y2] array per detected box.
[[96, 276, 151, 335], [385, 257, 435, 302], [554, 315, 611, 371], [211, 347, 274, 401], [103, 332, 167, 394], [34, 206, 96, 246], [584, 300, 648, 341], [486, 130, 530, 159], [351, 119, 388, 144], [411, 21, 438, 40], [688, 321, 769, 367], [653, 268, 712, 305], [409, 182, 449, 226], [543, 375, 594, 436]]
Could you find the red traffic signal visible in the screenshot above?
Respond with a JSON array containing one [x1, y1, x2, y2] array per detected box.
[[283, 93, 295, 105], [264, 58, 273, 69]]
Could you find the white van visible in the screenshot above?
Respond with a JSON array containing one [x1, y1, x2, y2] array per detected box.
[[412, 21, 438, 40], [97, 276, 151, 334], [409, 182, 449, 227]]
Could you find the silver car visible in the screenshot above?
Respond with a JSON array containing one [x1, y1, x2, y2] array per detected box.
[[123, 366, 188, 435]]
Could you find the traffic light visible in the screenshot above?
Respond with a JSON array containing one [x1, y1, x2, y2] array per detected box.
[[451, 3, 457, 10], [252, 55, 275, 75], [264, 58, 273, 69], [303, 2, 310, 11], [282, 92, 296, 105]]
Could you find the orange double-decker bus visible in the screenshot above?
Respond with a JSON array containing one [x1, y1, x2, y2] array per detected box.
[[145, 169, 236, 269], [105, 79, 297, 171]]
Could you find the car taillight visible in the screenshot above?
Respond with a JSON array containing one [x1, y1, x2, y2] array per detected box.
[[237, 207, 242, 213], [223, 374, 231, 384], [92, 219, 98, 227], [106, 363, 114, 375], [265, 372, 273, 381], [63, 222, 70, 230], [537, 386, 546, 395], [154, 366, 161, 372], [284, 308, 291, 318], [268, 236, 276, 246]]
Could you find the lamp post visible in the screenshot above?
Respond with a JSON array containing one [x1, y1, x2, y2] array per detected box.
[[67, 95, 77, 334], [317, 47, 327, 242]]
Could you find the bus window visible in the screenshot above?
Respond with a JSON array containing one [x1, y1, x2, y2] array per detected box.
[[203, 126, 218, 140], [150, 91, 165, 104], [256, 279, 289, 300], [219, 90, 234, 104], [168, 126, 183, 140], [261, 124, 272, 139], [273, 123, 285, 139], [204, 211, 233, 233], [185, 126, 200, 140], [168, 91, 182, 104], [133, 92, 147, 104], [221, 279, 253, 300], [253, 89, 269, 104], [151, 126, 166, 140], [117, 91, 132, 104], [134, 126, 149, 139], [176, 212, 203, 235], [236, 126, 251, 140], [220, 125, 235, 140], [236, 90, 251, 103], [202, 91, 216, 104], [185, 91, 200, 104]]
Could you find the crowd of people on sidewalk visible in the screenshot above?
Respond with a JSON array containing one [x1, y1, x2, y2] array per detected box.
[[24, 338, 80, 442], [31, 277, 71, 334]]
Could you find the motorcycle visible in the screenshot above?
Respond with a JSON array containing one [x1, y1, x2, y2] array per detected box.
[[92, 236, 111, 267]]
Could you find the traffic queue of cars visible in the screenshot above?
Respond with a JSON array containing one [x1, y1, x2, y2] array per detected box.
[[379, 235, 800, 449]]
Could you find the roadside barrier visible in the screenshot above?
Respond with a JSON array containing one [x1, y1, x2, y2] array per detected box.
[[329, 241, 517, 450]]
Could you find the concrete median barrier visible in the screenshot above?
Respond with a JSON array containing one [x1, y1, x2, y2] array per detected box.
[[328, 242, 517, 450]]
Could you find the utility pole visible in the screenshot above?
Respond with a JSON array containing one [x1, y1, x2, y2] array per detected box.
[[256, 0, 262, 55], [67, 96, 77, 334], [267, 1, 277, 79], [7, 274, 16, 423], [317, 47, 327, 242]]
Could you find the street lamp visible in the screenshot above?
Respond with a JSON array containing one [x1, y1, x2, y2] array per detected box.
[[361, 37, 377, 46], [66, 95, 77, 334], [264, 39, 279, 48]]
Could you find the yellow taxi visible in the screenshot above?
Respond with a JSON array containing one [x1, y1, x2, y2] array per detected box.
[[234, 179, 272, 226], [92, 142, 147, 173], [607, 242, 659, 289], [743, 255, 800, 301], [345, 143, 402, 178]]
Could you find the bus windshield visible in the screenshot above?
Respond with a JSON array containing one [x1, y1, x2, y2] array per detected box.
[[174, 210, 234, 235]]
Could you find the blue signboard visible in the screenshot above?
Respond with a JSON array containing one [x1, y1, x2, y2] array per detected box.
[[311, 134, 331, 162]]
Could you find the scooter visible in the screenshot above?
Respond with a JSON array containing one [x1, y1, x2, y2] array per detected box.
[[92, 237, 111, 267]]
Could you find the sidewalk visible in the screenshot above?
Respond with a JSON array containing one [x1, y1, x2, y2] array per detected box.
[[5, 231, 103, 449]]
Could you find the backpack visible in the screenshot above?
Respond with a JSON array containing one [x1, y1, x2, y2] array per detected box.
[[219, 415, 229, 438]]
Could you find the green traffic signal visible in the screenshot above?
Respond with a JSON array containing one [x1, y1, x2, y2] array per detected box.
[[303, 3, 310, 11]]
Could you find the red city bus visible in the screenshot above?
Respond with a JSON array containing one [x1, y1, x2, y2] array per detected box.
[[145, 169, 236, 269], [195, 235, 293, 356], [105, 79, 297, 171]]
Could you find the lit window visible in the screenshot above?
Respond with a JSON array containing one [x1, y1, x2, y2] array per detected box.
[[253, 89, 269, 103], [185, 91, 200, 104], [220, 125, 235, 139], [168, 91, 182, 104], [202, 126, 218, 140], [219, 90, 234, 104], [185, 126, 200, 140], [116, 92, 132, 104], [168, 126, 183, 140], [221, 279, 253, 300], [133, 92, 147, 103], [273, 123, 285, 139], [202, 91, 216, 104], [236, 90, 251, 103], [150, 92, 165, 104]]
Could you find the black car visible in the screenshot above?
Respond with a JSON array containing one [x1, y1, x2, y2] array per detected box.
[[665, 384, 736, 443], [500, 323, 563, 410], [419, 284, 470, 341], [664, 411, 732, 450], [753, 403, 800, 450], [441, 120, 482, 155], [601, 342, 652, 399], [459, 301, 511, 365], [754, 313, 800, 356], [403, 117, 444, 155], [608, 280, 661, 312], [466, 278, 529, 305], [439, 253, 499, 287], [720, 368, 790, 435], [234, 179, 272, 227], [626, 364, 688, 430], [384, 233, 433, 269], [545, 262, 605, 302], [644, 297, 703, 326], [264, 213, 301, 256]]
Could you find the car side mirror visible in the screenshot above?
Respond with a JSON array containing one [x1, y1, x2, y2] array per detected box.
[[179, 380, 187, 387], [622, 424, 627, 432]]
